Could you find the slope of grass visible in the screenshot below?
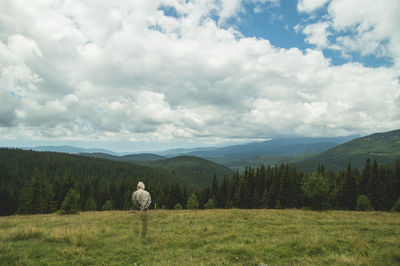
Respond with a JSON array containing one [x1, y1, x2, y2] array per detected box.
[[1, 209, 399, 265]]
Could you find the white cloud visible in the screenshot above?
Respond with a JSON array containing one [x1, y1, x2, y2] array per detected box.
[[328, 0, 400, 66], [297, 0, 330, 13], [303, 22, 331, 47], [300, 0, 400, 69], [0, 0, 399, 149]]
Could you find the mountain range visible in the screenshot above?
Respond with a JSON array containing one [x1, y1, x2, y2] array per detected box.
[[11, 129, 400, 172]]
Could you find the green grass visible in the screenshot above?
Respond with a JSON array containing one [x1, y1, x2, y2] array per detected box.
[[1, 209, 399, 265]]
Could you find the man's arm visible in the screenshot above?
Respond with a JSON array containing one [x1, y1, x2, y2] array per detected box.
[[142, 192, 151, 210]]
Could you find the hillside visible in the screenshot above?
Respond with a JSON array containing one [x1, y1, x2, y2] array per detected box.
[[139, 156, 234, 186], [298, 129, 400, 170], [0, 148, 175, 185], [0, 149, 222, 189]]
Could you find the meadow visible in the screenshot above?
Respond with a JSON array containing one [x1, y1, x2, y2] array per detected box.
[[1, 209, 399, 265]]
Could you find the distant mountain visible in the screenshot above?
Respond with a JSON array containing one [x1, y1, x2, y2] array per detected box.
[[157, 136, 358, 170], [121, 153, 166, 161], [22, 145, 120, 156], [158, 147, 217, 157], [160, 136, 358, 159], [81, 152, 166, 162], [297, 129, 400, 170]]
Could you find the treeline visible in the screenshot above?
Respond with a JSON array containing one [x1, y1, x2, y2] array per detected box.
[[10, 168, 194, 215], [1, 147, 400, 215], [194, 158, 400, 211]]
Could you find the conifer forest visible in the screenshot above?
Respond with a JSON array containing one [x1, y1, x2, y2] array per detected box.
[[1, 148, 400, 216]]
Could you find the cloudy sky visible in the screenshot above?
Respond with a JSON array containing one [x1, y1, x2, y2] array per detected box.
[[1, 0, 400, 152]]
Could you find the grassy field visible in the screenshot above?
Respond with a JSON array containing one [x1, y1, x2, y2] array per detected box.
[[1, 209, 399, 265]]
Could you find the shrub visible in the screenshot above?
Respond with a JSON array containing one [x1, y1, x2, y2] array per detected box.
[[357, 195, 374, 211], [204, 199, 215, 209], [60, 189, 80, 215], [392, 197, 400, 212], [102, 200, 112, 211], [187, 193, 199, 210], [174, 203, 183, 210]]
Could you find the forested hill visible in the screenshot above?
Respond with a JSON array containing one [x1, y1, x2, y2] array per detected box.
[[0, 148, 231, 215], [0, 148, 176, 184], [138, 156, 234, 184], [298, 129, 400, 170]]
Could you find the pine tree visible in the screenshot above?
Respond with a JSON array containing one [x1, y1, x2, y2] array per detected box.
[[260, 188, 269, 208], [277, 175, 296, 209], [211, 175, 218, 200], [359, 158, 372, 196], [236, 179, 249, 209], [267, 175, 280, 209], [123, 190, 132, 210], [23, 169, 54, 214], [52, 176, 64, 210], [17, 182, 33, 214], [366, 158, 385, 210], [187, 193, 199, 209], [60, 189, 80, 214], [198, 187, 211, 209], [339, 162, 357, 210], [85, 195, 97, 211], [219, 176, 229, 208]]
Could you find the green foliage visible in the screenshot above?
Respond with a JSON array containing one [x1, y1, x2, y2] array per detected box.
[[366, 159, 386, 210], [338, 162, 357, 210], [187, 193, 199, 210], [174, 203, 183, 210], [391, 198, 400, 212], [204, 199, 215, 209], [61, 189, 80, 214], [85, 196, 97, 211], [17, 169, 54, 214], [302, 172, 330, 210], [356, 195, 374, 211], [101, 200, 112, 211]]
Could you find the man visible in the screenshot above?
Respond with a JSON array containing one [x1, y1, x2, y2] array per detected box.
[[131, 181, 151, 238]]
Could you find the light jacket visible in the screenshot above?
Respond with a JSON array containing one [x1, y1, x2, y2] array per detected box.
[[132, 188, 151, 210]]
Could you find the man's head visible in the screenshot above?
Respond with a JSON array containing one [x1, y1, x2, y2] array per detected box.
[[137, 181, 145, 190]]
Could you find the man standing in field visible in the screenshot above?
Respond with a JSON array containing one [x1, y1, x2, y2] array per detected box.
[[131, 181, 151, 239]]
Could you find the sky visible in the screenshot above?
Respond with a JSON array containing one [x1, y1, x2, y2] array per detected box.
[[1, 0, 400, 152]]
